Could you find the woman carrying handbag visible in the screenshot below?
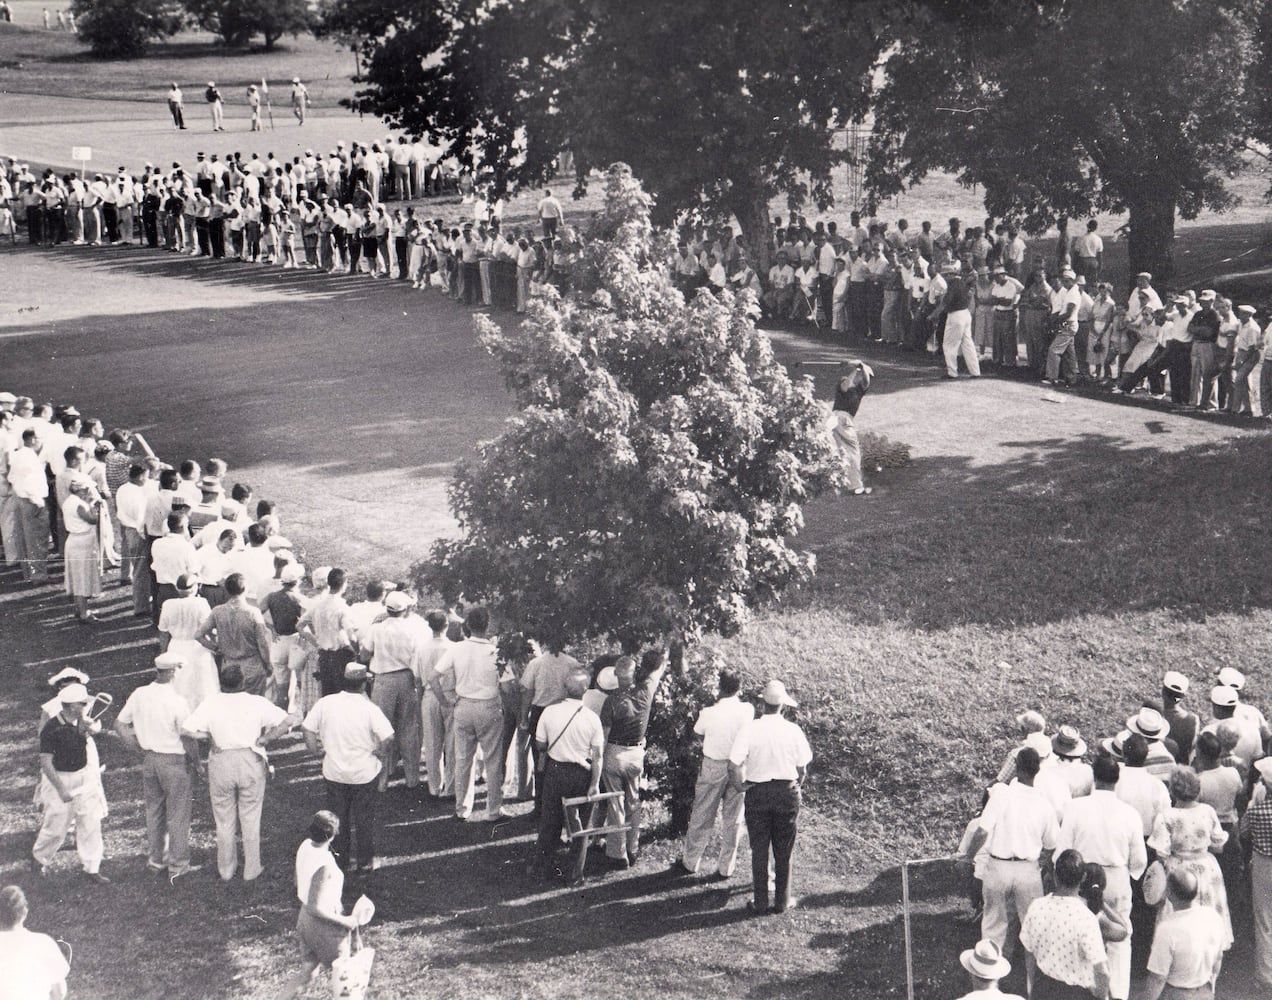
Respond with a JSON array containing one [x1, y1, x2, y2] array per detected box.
[[276, 811, 374, 1000]]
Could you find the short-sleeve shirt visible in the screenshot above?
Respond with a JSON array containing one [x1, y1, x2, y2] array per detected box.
[[521, 652, 581, 708], [39, 715, 88, 772], [536, 698, 604, 767], [601, 671, 663, 746], [0, 928, 70, 1000], [1018, 894, 1106, 989], [728, 713, 812, 782], [303, 692, 394, 784], [264, 588, 306, 637], [1146, 905, 1224, 989], [117, 681, 191, 755], [182, 691, 287, 750], [977, 780, 1059, 860], [694, 695, 757, 760], [436, 637, 500, 700]]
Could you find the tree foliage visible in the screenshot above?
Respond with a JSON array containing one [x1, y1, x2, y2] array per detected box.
[[188, 0, 312, 50], [71, 0, 183, 58], [866, 0, 1264, 280], [413, 164, 847, 655], [317, 0, 885, 266]]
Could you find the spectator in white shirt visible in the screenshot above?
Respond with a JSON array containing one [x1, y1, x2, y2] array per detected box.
[[114, 652, 200, 881], [729, 680, 811, 915], [675, 670, 756, 878], [150, 511, 198, 615], [303, 662, 394, 876], [8, 428, 50, 581]]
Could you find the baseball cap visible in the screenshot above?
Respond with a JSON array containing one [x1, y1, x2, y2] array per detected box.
[[1218, 667, 1246, 690]]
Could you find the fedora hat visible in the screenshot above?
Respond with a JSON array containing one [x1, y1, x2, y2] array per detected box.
[[960, 939, 1010, 980], [1100, 729, 1131, 761], [1126, 707, 1168, 740], [1052, 725, 1087, 759]]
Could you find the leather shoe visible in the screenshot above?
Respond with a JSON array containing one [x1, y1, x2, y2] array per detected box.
[[83, 871, 111, 885], [745, 900, 770, 916], [772, 897, 798, 914]]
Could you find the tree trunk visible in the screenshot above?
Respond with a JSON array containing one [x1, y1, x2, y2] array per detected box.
[[1126, 194, 1177, 286], [264, 32, 278, 51], [1055, 216, 1069, 272], [734, 189, 774, 276]]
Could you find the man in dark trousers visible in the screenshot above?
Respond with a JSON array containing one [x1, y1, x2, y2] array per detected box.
[[527, 669, 603, 886], [729, 679, 812, 915]]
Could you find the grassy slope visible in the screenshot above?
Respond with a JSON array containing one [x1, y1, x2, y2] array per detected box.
[[2, 23, 1272, 1000]]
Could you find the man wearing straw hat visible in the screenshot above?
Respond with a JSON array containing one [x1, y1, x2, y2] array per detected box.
[[954, 939, 1023, 1000], [729, 678, 811, 915], [1126, 706, 1175, 781], [115, 652, 201, 883]]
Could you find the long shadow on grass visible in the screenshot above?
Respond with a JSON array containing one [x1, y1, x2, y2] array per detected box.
[[799, 428, 1272, 629]]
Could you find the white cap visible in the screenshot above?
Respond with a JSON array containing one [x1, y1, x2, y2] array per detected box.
[[280, 563, 306, 584], [1024, 731, 1052, 759], [385, 591, 411, 613], [1211, 685, 1239, 708], [1162, 671, 1189, 696], [1256, 758, 1272, 782], [58, 683, 90, 705], [762, 679, 797, 708], [597, 666, 619, 692], [154, 652, 185, 671], [1218, 667, 1245, 690]]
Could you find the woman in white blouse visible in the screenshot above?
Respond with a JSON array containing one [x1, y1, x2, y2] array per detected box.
[[276, 811, 367, 1000]]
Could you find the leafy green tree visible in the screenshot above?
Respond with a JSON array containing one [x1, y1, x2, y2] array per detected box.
[[317, 0, 883, 267], [72, 0, 183, 59], [188, 0, 312, 50], [413, 164, 847, 656], [865, 0, 1263, 281]]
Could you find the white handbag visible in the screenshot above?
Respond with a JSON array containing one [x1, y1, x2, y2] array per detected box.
[[331, 926, 375, 999]]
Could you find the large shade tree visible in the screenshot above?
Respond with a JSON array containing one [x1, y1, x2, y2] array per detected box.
[[317, 0, 884, 268], [71, 0, 183, 58], [414, 164, 848, 656], [188, 0, 312, 49], [865, 0, 1264, 282]]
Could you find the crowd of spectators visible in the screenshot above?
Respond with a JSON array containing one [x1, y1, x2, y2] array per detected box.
[[0, 149, 576, 314], [956, 675, 1272, 998], [677, 213, 1270, 416]]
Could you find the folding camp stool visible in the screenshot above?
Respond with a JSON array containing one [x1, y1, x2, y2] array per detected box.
[[561, 791, 631, 884]]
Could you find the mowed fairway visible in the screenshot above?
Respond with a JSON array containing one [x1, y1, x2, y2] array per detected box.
[[4, 241, 1272, 998]]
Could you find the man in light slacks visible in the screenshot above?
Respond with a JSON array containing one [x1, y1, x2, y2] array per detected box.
[[676, 670, 755, 877], [181, 664, 292, 882], [435, 608, 506, 821], [453, 696, 504, 819]]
